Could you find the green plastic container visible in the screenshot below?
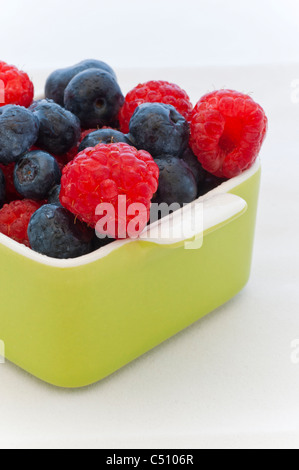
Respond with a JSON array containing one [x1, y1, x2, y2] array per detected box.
[[0, 160, 261, 388]]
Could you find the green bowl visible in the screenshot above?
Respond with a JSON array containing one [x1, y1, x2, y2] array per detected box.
[[0, 160, 261, 388]]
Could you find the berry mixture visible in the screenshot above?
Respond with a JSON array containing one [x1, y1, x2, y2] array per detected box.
[[0, 58, 268, 258], [119, 80, 193, 133]]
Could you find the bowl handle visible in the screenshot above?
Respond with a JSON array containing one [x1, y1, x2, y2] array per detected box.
[[139, 193, 247, 248]]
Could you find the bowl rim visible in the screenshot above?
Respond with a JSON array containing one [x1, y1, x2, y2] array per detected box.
[[0, 159, 260, 268]]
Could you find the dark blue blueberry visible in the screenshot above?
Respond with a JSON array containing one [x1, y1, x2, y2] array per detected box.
[[45, 59, 117, 106], [181, 148, 205, 186], [198, 172, 227, 196], [64, 69, 124, 129], [92, 233, 115, 251], [128, 103, 190, 158], [0, 168, 5, 208], [48, 184, 61, 206], [30, 99, 81, 155], [0, 105, 39, 164], [28, 204, 94, 259], [14, 150, 61, 200], [155, 156, 198, 207], [78, 128, 131, 152]]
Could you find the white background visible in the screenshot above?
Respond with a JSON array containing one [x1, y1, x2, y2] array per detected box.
[[0, 0, 299, 450], [1, 0, 299, 70]]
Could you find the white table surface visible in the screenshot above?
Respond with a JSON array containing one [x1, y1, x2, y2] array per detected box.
[[0, 64, 298, 450], [2, 0, 299, 69]]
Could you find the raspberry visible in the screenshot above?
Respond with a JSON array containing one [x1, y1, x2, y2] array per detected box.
[[0, 62, 34, 108], [0, 163, 22, 202], [190, 90, 268, 178], [0, 199, 41, 247], [119, 80, 193, 133], [60, 143, 159, 238]]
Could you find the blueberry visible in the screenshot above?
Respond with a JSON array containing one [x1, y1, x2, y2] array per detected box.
[[155, 156, 198, 207], [92, 233, 115, 251], [0, 105, 39, 164], [0, 168, 5, 207], [28, 204, 94, 259], [181, 148, 205, 186], [48, 184, 61, 206], [198, 172, 227, 196], [128, 103, 190, 158], [64, 69, 125, 129], [78, 128, 131, 152], [14, 150, 61, 200], [30, 99, 81, 155], [45, 59, 117, 106]]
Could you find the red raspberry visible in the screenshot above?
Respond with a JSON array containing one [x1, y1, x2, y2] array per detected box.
[[0, 61, 34, 108], [190, 90, 268, 178], [119, 81, 193, 133], [60, 143, 159, 238], [0, 163, 22, 202], [0, 199, 41, 247]]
